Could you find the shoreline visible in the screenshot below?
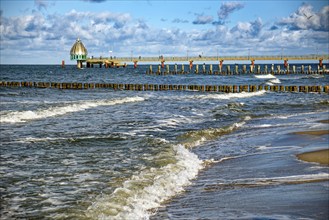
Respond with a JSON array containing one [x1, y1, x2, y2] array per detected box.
[[292, 130, 329, 136], [293, 122, 329, 165]]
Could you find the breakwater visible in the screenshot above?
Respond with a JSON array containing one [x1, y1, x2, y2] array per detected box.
[[1, 81, 328, 93]]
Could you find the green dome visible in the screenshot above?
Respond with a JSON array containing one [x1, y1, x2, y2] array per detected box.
[[70, 38, 88, 60]]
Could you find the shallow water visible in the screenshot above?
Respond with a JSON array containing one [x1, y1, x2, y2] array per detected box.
[[0, 64, 328, 219]]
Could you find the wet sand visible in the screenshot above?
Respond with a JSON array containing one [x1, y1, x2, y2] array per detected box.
[[293, 127, 329, 165], [292, 130, 329, 136], [297, 149, 329, 165]]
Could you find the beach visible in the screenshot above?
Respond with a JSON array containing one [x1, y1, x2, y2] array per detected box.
[[295, 120, 329, 165], [153, 115, 329, 220]]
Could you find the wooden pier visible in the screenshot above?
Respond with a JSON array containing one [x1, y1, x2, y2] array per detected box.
[[86, 58, 127, 68], [116, 54, 328, 62], [80, 54, 328, 69]]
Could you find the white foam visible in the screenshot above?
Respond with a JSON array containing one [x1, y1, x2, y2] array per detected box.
[[308, 74, 324, 79], [155, 115, 193, 128], [0, 97, 145, 123], [269, 78, 281, 84], [254, 74, 277, 79], [195, 90, 266, 100], [13, 134, 128, 144], [206, 173, 329, 190], [250, 173, 329, 185], [256, 145, 269, 150], [256, 145, 300, 151], [86, 144, 203, 219], [269, 110, 329, 121], [182, 116, 250, 148]]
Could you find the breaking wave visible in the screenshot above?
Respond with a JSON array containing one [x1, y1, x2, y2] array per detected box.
[[178, 116, 250, 148], [85, 143, 203, 220], [266, 78, 281, 85], [0, 97, 145, 123], [194, 90, 266, 100], [254, 74, 277, 79]]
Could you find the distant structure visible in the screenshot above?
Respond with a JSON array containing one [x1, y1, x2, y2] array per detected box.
[[70, 38, 87, 68]]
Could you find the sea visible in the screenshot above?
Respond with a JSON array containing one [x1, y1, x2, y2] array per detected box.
[[0, 63, 328, 220]]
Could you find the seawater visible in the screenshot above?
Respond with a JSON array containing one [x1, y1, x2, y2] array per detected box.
[[0, 65, 328, 219]]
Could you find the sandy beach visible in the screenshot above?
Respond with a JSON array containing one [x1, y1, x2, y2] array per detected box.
[[297, 149, 329, 165], [293, 126, 329, 165]]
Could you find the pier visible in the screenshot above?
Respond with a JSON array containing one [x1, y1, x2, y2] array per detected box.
[[144, 63, 327, 75], [82, 55, 328, 69], [85, 58, 127, 68], [116, 54, 329, 62], [69, 38, 328, 69]]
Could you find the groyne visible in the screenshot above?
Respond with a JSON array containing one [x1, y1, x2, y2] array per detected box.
[[1, 81, 328, 93]]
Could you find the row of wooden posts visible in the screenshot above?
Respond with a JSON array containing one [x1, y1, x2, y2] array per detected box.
[[1, 81, 328, 93], [146, 64, 327, 75]]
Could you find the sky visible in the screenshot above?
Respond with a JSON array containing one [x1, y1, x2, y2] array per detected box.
[[0, 0, 328, 64]]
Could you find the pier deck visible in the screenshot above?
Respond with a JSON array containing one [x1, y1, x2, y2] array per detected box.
[[112, 55, 328, 62]]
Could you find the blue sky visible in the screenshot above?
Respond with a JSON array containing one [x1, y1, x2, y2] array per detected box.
[[0, 0, 328, 64]]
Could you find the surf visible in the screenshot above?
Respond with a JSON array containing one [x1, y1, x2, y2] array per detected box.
[[178, 116, 251, 148], [254, 74, 277, 79], [0, 97, 145, 124], [85, 142, 203, 220], [191, 90, 266, 101]]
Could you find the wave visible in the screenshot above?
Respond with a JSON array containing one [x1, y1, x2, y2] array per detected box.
[[178, 116, 250, 148], [0, 97, 145, 124], [266, 78, 281, 85], [155, 115, 194, 128], [10, 133, 127, 144], [304, 74, 325, 79], [194, 90, 266, 101], [254, 74, 277, 79], [204, 173, 329, 191], [85, 143, 203, 220]]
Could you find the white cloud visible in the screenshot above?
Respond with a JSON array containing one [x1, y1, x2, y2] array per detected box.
[[192, 14, 214, 25], [278, 3, 329, 31], [172, 18, 189, 24], [0, 3, 328, 64]]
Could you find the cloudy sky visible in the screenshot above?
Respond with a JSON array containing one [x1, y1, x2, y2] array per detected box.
[[0, 0, 328, 64]]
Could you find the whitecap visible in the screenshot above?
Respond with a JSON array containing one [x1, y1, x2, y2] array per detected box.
[[268, 78, 281, 84], [254, 74, 277, 79], [0, 97, 145, 123], [195, 90, 266, 101]]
